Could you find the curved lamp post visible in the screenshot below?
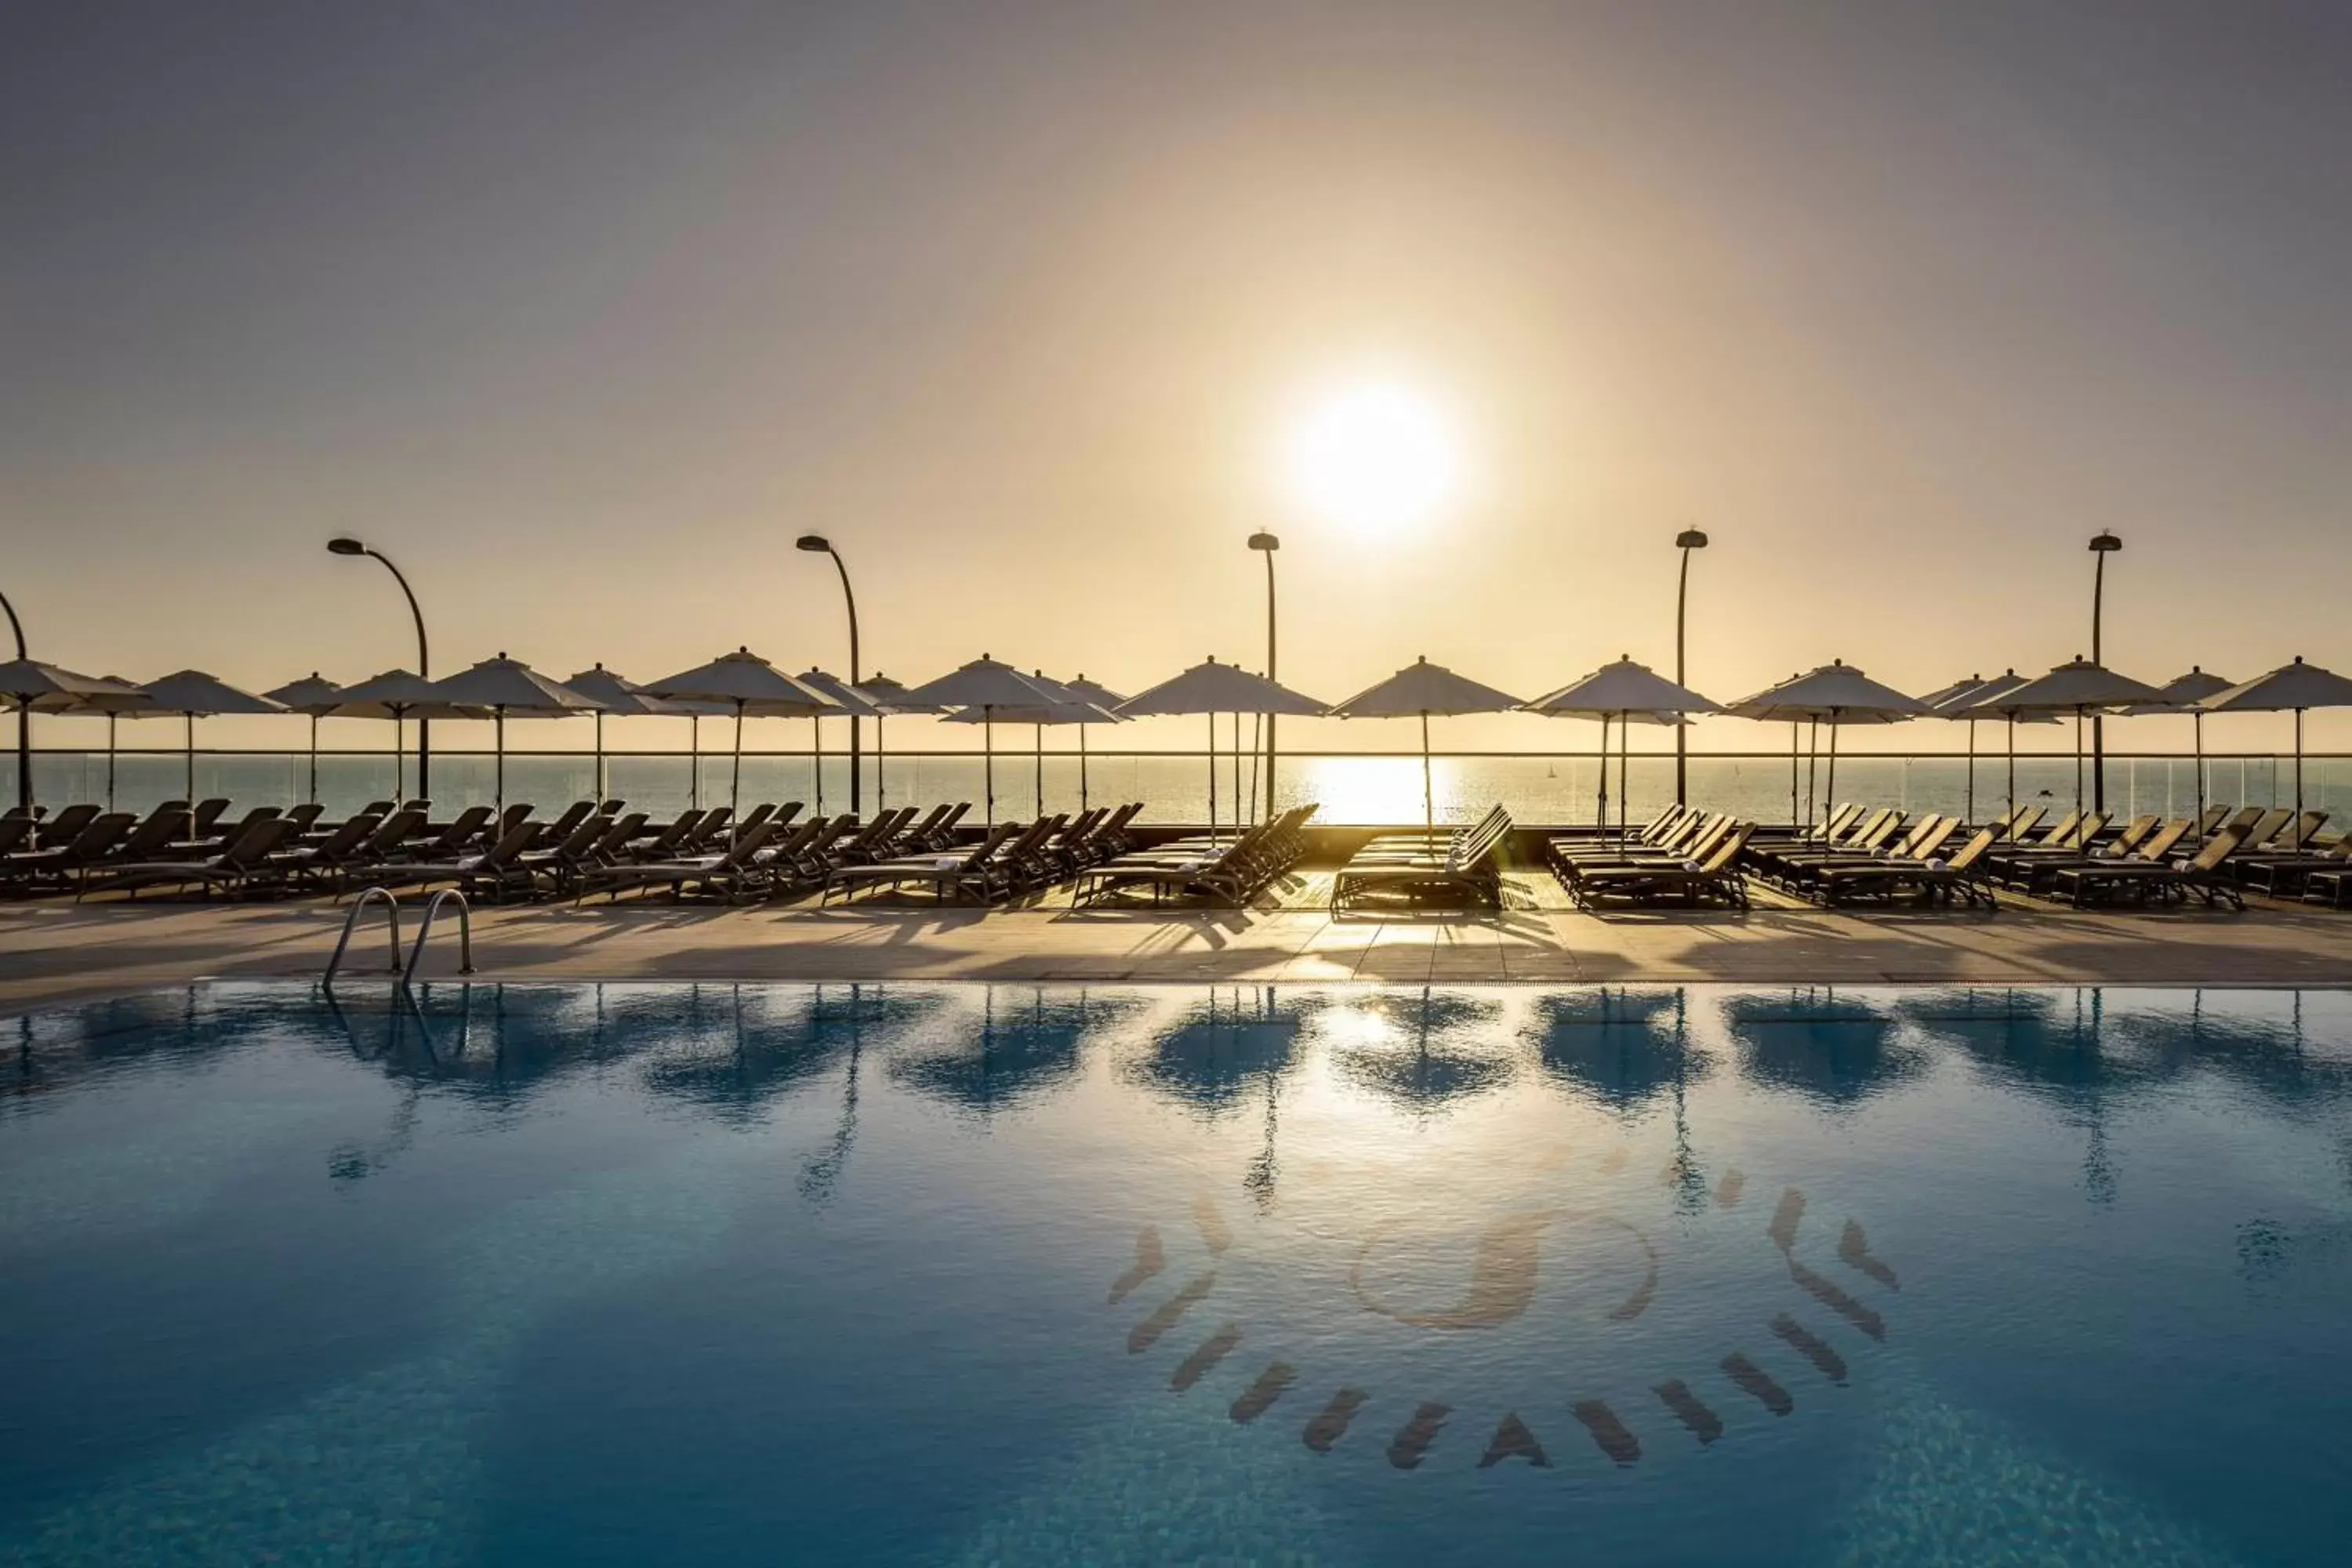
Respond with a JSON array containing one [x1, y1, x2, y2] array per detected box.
[[1248, 532, 1279, 820], [2088, 531, 2122, 812], [328, 538, 431, 797], [1, 586, 25, 811], [797, 535, 862, 814], [1673, 528, 1708, 806]]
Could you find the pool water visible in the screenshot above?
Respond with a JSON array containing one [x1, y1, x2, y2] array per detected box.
[[2, 982, 2348, 1566]]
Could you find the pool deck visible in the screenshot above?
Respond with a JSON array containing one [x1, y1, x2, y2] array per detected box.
[[6, 871, 2352, 1011]]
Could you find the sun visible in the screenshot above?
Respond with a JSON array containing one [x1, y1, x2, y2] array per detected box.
[[1287, 380, 1461, 536]]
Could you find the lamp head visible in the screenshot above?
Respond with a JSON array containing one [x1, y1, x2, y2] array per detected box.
[[795, 534, 833, 554], [327, 537, 367, 557], [1247, 531, 1279, 552], [1675, 528, 1709, 550], [2089, 531, 2122, 553]]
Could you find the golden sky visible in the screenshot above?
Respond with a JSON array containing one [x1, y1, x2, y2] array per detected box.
[[8, 2, 2350, 757]]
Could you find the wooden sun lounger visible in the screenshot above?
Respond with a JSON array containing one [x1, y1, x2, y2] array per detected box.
[[2048, 824, 2249, 909], [1330, 809, 1514, 913], [1567, 825, 1754, 911]]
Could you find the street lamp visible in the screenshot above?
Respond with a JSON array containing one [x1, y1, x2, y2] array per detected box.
[[328, 537, 431, 797], [797, 534, 862, 813], [1673, 528, 1708, 806], [1248, 532, 1279, 818], [2, 586, 27, 812], [2089, 531, 2122, 811]]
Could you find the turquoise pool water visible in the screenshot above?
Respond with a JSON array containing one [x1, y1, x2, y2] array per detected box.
[[2, 982, 2348, 1566]]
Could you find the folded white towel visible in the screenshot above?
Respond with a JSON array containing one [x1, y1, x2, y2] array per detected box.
[[934, 857, 962, 870]]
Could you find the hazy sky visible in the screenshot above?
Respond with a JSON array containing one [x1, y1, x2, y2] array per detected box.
[[9, 1, 2351, 754]]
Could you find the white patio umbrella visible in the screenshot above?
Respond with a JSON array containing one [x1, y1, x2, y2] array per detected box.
[[331, 670, 488, 803], [1938, 669, 2060, 828], [128, 670, 287, 829], [564, 665, 681, 803], [1727, 662, 1927, 828], [426, 655, 596, 815], [1115, 659, 1328, 841], [2198, 657, 2352, 820], [853, 671, 942, 813], [940, 671, 1120, 818], [1963, 658, 2163, 821], [644, 648, 837, 817], [1327, 657, 1524, 836], [0, 659, 116, 814], [898, 657, 1062, 826], [1522, 657, 1719, 840], [2113, 666, 2232, 839], [263, 673, 346, 807], [1058, 674, 1130, 812], [67, 676, 158, 811], [794, 668, 887, 816]]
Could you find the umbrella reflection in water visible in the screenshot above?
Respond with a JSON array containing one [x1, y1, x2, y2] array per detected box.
[[1726, 989, 1921, 1109], [1323, 987, 1512, 1112], [888, 986, 1140, 1121], [1130, 985, 1312, 1206]]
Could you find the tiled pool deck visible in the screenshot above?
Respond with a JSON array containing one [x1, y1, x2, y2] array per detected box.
[[7, 869, 2352, 1011]]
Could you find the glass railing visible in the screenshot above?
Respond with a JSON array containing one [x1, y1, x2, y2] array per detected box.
[[5, 749, 2335, 827]]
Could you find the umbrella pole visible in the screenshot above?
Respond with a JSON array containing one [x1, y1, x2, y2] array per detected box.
[[877, 715, 887, 812], [1078, 722, 1087, 811], [1247, 711, 1260, 822], [2295, 708, 2305, 819], [812, 716, 823, 816], [1420, 711, 1433, 837], [184, 712, 195, 828], [594, 711, 604, 803], [1036, 721, 1044, 818], [733, 703, 746, 818], [689, 715, 700, 812], [1804, 718, 1817, 827], [309, 713, 319, 807], [2193, 710, 2205, 844], [107, 713, 118, 811], [1232, 713, 1242, 832], [394, 713, 405, 803], [1597, 714, 1611, 829], [1206, 710, 1216, 844], [2072, 710, 2084, 819], [1618, 710, 1630, 844], [1825, 717, 1839, 827], [2007, 714, 2017, 826], [1789, 721, 1799, 829], [985, 708, 996, 827], [1965, 718, 1976, 824], [495, 708, 506, 816]]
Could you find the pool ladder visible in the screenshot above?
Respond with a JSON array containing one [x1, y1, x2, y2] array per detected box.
[[322, 887, 474, 991]]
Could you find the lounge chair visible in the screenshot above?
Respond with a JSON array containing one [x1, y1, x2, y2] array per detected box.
[[1568, 825, 1755, 910], [0, 813, 137, 894], [577, 820, 785, 903], [820, 822, 1026, 906], [1077, 822, 1276, 908], [1330, 808, 1515, 913], [358, 821, 548, 898], [84, 818, 303, 899], [2239, 831, 2352, 897], [1811, 828, 2001, 909], [2049, 824, 2249, 909]]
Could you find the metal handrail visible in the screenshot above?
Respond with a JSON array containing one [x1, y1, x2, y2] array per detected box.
[[322, 887, 402, 989], [403, 889, 475, 986]]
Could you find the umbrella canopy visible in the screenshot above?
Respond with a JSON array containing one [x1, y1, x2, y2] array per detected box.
[[1118, 659, 1330, 840], [65, 676, 158, 811], [332, 668, 486, 800], [940, 672, 1121, 818], [2199, 657, 2352, 818], [425, 654, 594, 814], [1964, 658, 2164, 818], [564, 665, 683, 802], [851, 671, 942, 714], [1523, 657, 1719, 834], [1923, 672, 2053, 823], [1330, 656, 1524, 833], [1060, 674, 1128, 710], [1730, 662, 1926, 827], [794, 668, 886, 814], [265, 674, 347, 808], [896, 657, 1065, 826], [645, 648, 837, 816], [848, 672, 940, 815], [1, 659, 119, 813], [126, 670, 286, 818], [2103, 666, 2231, 840]]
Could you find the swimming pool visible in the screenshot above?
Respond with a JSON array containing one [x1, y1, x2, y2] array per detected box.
[[3, 981, 2347, 1566]]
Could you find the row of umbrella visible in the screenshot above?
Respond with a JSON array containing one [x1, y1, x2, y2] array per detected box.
[[10, 646, 2350, 829]]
